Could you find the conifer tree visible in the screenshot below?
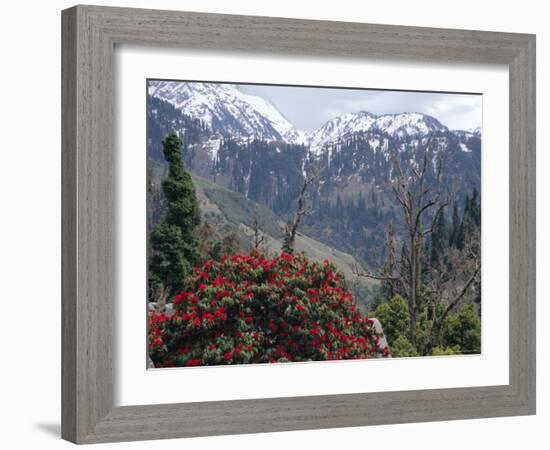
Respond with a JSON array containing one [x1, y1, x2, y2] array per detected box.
[[449, 200, 461, 248], [470, 188, 481, 226], [430, 209, 449, 267], [149, 132, 200, 303]]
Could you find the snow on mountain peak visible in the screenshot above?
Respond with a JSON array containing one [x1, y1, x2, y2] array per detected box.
[[148, 80, 472, 158], [375, 112, 447, 137], [451, 126, 482, 153], [148, 80, 307, 145], [307, 111, 377, 154], [308, 111, 448, 155]]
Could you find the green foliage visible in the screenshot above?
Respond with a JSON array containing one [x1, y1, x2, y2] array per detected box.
[[441, 304, 481, 354], [414, 307, 431, 356], [367, 285, 386, 312], [371, 295, 409, 346], [149, 91, 480, 275], [149, 224, 191, 290], [449, 201, 461, 248], [149, 132, 200, 296], [448, 189, 481, 251], [419, 285, 438, 320], [149, 252, 388, 367], [464, 188, 481, 227], [431, 345, 462, 356], [372, 285, 481, 358], [429, 209, 448, 268], [391, 336, 419, 358]]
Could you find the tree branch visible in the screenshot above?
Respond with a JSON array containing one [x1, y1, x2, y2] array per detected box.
[[353, 263, 400, 282]]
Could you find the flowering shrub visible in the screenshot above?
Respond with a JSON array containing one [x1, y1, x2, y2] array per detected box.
[[149, 252, 389, 367]]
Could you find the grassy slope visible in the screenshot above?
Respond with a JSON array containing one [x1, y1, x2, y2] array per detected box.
[[191, 174, 379, 310], [192, 174, 282, 236]]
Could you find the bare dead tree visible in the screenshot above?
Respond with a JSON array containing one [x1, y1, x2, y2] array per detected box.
[[355, 136, 448, 346], [152, 285, 171, 308], [382, 222, 398, 298], [251, 214, 266, 252], [282, 168, 321, 254], [353, 221, 400, 283]]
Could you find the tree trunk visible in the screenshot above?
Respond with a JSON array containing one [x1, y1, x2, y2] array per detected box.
[[153, 285, 171, 307], [408, 233, 417, 346]]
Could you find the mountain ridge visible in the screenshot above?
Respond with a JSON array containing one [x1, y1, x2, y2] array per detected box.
[[148, 80, 307, 145], [148, 81, 481, 156], [147, 87, 481, 270], [308, 110, 451, 154]]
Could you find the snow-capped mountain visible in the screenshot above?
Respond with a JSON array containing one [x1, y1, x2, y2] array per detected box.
[[375, 112, 448, 137], [453, 127, 482, 139], [452, 127, 483, 153], [308, 111, 449, 154], [147, 89, 481, 269], [467, 126, 482, 137], [308, 111, 378, 155], [148, 81, 307, 145]]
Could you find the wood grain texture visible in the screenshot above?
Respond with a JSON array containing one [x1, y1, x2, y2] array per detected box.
[[61, 4, 536, 444], [61, 7, 77, 443]]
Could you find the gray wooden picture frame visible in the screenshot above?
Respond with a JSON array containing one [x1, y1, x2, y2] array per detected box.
[[61, 4, 536, 444]]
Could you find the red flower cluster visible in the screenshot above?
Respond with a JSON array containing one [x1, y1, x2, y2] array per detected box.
[[148, 252, 387, 368]]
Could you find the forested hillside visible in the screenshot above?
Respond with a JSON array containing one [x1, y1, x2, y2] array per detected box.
[[146, 81, 482, 360]]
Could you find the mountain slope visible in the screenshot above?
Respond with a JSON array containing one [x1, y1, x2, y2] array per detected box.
[[148, 80, 306, 144], [192, 174, 378, 310], [308, 111, 377, 154], [308, 111, 449, 154], [147, 92, 481, 271]]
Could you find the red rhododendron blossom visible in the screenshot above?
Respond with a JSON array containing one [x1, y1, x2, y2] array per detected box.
[[185, 359, 202, 367], [148, 252, 388, 368]]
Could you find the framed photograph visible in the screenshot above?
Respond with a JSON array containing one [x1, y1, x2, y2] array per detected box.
[[62, 5, 536, 444]]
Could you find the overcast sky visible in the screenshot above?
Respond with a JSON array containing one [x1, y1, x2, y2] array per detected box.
[[240, 84, 482, 132]]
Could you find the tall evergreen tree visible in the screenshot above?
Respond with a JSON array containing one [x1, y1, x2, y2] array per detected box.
[[149, 132, 200, 303], [470, 187, 481, 226], [449, 200, 461, 248], [430, 209, 449, 267]]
